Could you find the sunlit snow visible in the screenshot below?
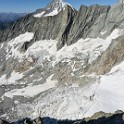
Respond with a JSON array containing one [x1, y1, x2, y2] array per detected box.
[[2, 74, 58, 98], [0, 71, 24, 85], [34, 0, 74, 18], [1, 28, 124, 120]]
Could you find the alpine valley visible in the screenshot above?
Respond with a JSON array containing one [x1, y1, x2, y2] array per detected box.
[[1, 0, 124, 124]]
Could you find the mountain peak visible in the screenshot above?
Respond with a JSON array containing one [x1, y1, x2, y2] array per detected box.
[[118, 0, 124, 3], [34, 0, 74, 18], [51, 0, 64, 3], [47, 0, 66, 9], [46, 0, 67, 14]]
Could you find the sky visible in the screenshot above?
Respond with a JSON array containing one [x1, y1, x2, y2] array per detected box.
[[0, 0, 117, 13]]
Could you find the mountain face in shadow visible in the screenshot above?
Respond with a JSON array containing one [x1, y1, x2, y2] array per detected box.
[[1, 111, 124, 124]]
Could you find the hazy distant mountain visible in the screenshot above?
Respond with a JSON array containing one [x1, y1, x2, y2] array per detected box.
[[0, 12, 27, 22]]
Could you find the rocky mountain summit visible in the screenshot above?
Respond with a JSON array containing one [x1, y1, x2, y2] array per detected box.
[[119, 0, 124, 4], [34, 0, 74, 18], [1, 0, 124, 122]]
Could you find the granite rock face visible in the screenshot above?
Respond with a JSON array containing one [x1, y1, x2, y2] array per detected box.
[[1, 1, 124, 49], [0, 5, 76, 50], [67, 5, 110, 45]]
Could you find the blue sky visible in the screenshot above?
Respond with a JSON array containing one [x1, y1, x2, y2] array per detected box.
[[0, 0, 117, 13]]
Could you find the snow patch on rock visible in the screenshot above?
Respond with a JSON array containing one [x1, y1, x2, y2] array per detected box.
[[0, 71, 24, 85], [2, 74, 58, 98], [33, 11, 45, 18], [6, 32, 34, 60]]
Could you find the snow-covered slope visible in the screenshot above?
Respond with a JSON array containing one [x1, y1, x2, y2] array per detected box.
[[4, 29, 121, 66], [34, 0, 74, 18], [9, 60, 124, 120], [1, 28, 124, 120]]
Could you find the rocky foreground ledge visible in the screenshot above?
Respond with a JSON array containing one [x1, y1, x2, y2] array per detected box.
[[1, 111, 124, 124]]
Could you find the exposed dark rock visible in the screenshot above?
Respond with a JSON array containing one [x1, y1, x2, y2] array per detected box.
[[20, 41, 30, 52], [0, 120, 10, 124], [33, 117, 42, 124], [1, 111, 124, 124], [23, 118, 32, 124]]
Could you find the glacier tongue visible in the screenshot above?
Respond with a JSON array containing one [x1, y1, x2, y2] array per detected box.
[[13, 60, 124, 120], [1, 28, 124, 120]]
